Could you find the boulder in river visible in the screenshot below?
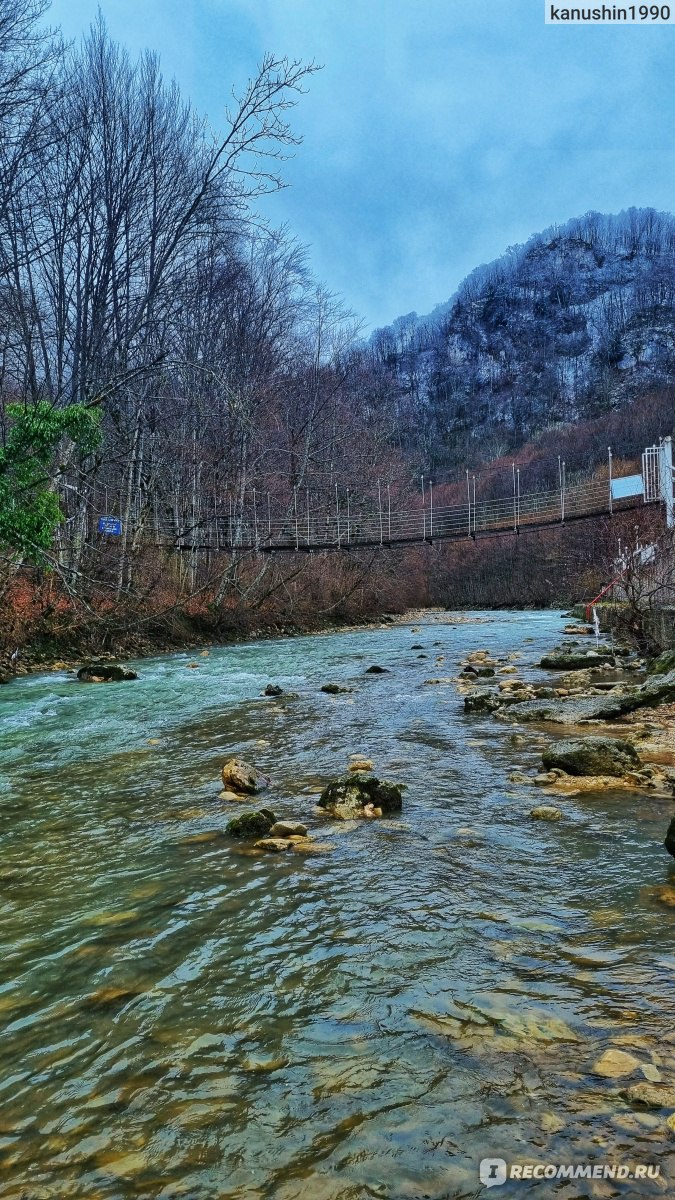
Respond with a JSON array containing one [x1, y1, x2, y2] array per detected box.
[[542, 736, 639, 778], [221, 757, 270, 794], [320, 683, 353, 694], [365, 665, 389, 674], [263, 684, 284, 696], [318, 773, 403, 819], [540, 651, 615, 670], [226, 809, 276, 838], [77, 663, 138, 682], [530, 806, 563, 821]]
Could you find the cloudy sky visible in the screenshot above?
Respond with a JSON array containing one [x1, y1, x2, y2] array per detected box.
[[46, 0, 675, 332]]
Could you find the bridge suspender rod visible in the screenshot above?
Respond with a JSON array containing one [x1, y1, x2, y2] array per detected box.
[[267, 493, 272, 543], [421, 474, 426, 540], [306, 486, 311, 546], [346, 489, 351, 546], [562, 461, 566, 522], [378, 479, 384, 544], [335, 484, 341, 547], [430, 480, 434, 539], [252, 488, 258, 548], [517, 468, 520, 531], [466, 470, 471, 537], [387, 483, 392, 543], [608, 448, 613, 515], [293, 487, 299, 550], [472, 475, 476, 536], [512, 463, 517, 532]]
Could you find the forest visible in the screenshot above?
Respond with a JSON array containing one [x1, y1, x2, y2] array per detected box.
[[1, 0, 674, 664]]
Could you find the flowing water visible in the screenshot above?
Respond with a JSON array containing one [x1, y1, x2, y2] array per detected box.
[[1, 611, 675, 1199]]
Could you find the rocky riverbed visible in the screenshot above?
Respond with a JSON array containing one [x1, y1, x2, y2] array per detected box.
[[1, 610, 675, 1198]]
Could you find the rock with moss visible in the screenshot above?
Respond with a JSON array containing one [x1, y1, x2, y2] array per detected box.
[[540, 651, 615, 670], [318, 773, 404, 819], [226, 809, 276, 839], [648, 650, 675, 675], [542, 736, 639, 777]]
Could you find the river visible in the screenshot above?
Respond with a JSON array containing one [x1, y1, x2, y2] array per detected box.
[[1, 610, 674, 1198]]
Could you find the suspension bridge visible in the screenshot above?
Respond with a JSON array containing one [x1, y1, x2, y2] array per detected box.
[[90, 436, 674, 555]]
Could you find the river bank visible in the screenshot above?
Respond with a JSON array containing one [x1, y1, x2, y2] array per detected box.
[[2, 610, 675, 1197], [0, 606, 496, 680]]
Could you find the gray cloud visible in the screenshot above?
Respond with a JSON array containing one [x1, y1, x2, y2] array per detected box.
[[48, 0, 675, 329]]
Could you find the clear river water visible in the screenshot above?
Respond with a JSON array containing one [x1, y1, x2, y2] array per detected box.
[[1, 611, 674, 1199]]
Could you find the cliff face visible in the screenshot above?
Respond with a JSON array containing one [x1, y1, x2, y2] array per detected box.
[[370, 208, 675, 470]]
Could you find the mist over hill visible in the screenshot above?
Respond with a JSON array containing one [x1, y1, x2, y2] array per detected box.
[[368, 208, 675, 472]]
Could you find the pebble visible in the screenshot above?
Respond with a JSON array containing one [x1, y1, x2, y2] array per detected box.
[[530, 806, 563, 821]]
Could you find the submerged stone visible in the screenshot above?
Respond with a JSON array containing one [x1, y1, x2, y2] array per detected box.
[[621, 1082, 675, 1110], [530, 806, 563, 821], [592, 1048, 641, 1078]]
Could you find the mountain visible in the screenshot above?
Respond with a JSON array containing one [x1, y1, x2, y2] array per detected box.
[[368, 208, 675, 472]]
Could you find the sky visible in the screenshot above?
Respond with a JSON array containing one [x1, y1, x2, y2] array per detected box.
[[45, 0, 675, 333]]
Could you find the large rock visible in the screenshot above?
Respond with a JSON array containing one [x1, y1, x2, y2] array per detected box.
[[542, 736, 639, 777], [664, 816, 675, 859], [540, 651, 615, 670], [318, 773, 403, 819], [77, 663, 138, 682], [221, 757, 270, 794], [648, 650, 675, 675], [226, 809, 276, 838]]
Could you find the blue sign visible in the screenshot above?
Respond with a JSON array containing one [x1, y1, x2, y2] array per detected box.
[[98, 516, 122, 535]]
